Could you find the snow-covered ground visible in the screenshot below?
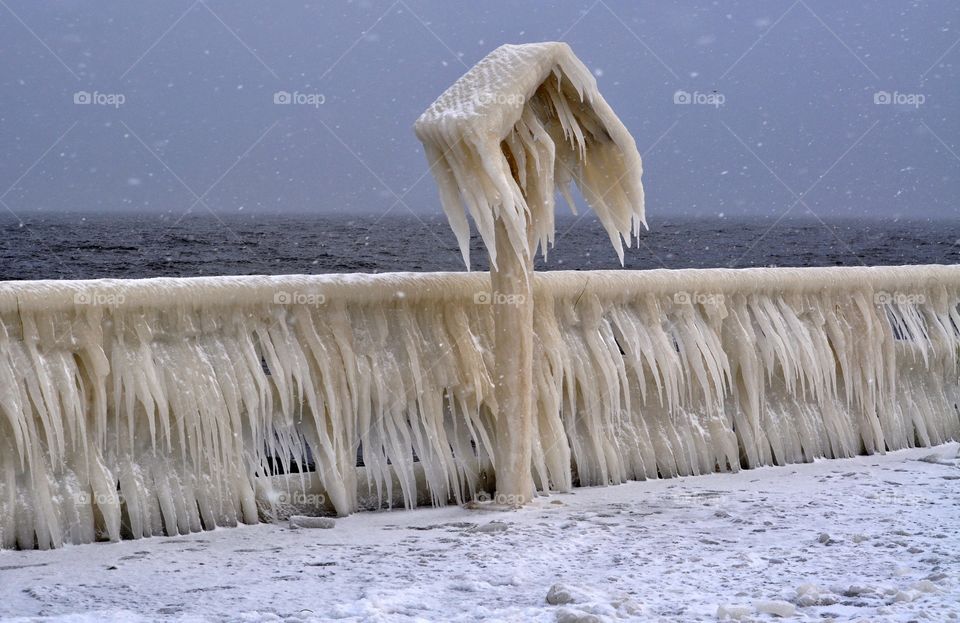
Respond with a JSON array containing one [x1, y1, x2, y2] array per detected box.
[[1, 443, 957, 623]]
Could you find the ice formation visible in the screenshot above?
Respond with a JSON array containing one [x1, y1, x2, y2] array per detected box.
[[1, 44, 957, 549], [0, 267, 958, 548], [415, 42, 646, 501], [414, 42, 645, 268]]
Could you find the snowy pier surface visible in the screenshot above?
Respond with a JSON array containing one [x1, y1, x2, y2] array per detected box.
[[0, 442, 957, 622]]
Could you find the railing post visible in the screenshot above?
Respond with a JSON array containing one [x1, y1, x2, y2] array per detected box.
[[489, 217, 535, 505], [414, 42, 648, 506]]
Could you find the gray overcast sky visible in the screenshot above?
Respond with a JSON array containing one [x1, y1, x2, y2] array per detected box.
[[1, 1, 957, 220]]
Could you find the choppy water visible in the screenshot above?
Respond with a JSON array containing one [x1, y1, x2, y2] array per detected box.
[[0, 213, 956, 281]]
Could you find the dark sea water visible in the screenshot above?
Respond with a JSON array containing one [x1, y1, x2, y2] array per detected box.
[[0, 213, 957, 281]]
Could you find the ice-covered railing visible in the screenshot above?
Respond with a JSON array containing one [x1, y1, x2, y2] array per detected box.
[[2, 42, 958, 550], [1, 267, 958, 548]]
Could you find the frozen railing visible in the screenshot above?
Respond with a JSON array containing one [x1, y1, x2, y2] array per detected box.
[[1, 266, 958, 548], [2, 41, 957, 549]]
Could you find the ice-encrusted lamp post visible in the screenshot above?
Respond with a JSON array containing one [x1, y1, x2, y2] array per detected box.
[[415, 42, 646, 504]]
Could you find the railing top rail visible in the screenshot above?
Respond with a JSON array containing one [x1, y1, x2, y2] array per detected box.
[[1, 265, 958, 312]]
